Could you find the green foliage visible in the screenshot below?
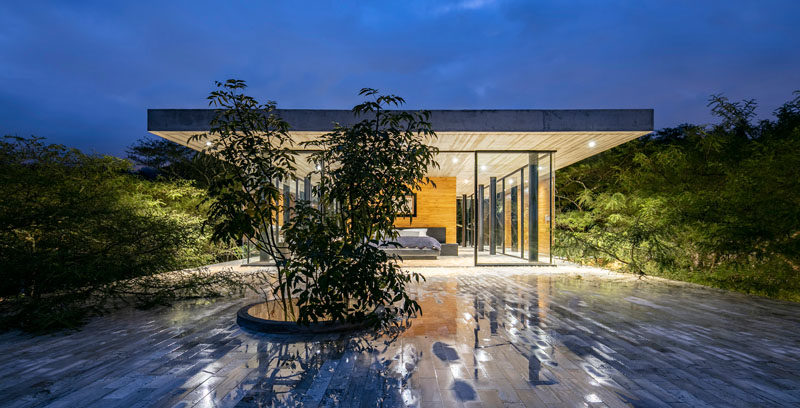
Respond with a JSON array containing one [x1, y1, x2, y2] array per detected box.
[[279, 89, 437, 327], [127, 137, 225, 189], [190, 79, 296, 264], [0, 136, 241, 331], [283, 202, 423, 327], [196, 82, 435, 328], [189, 79, 299, 318], [555, 92, 800, 301], [304, 88, 439, 242]]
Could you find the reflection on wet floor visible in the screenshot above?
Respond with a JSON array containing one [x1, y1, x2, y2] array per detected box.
[[246, 299, 356, 322], [2, 269, 800, 407], [247, 300, 301, 321]]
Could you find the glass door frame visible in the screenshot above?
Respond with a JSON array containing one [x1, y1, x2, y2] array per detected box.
[[473, 150, 555, 266]]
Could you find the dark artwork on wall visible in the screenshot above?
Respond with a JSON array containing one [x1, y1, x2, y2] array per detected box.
[[396, 194, 416, 217]]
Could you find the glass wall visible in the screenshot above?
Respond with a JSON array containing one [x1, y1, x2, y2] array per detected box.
[[255, 152, 320, 264], [456, 194, 477, 247], [255, 150, 554, 266], [475, 151, 553, 265]]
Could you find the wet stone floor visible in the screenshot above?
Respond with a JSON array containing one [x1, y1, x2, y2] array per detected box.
[[1, 267, 800, 408]]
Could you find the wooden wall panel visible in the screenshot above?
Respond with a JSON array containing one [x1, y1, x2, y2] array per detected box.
[[394, 177, 457, 243]]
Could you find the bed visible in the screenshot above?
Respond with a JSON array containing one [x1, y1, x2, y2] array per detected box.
[[377, 228, 444, 260]]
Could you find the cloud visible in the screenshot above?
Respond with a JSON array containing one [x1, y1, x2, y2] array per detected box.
[[433, 0, 498, 15]]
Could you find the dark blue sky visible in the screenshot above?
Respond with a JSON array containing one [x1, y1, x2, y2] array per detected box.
[[1, 0, 798, 156]]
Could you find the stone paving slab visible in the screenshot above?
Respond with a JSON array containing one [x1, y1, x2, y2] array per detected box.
[[1, 266, 799, 407]]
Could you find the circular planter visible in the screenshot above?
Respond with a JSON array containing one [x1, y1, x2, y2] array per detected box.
[[236, 302, 371, 334]]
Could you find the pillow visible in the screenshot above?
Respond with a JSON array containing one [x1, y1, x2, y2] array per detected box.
[[398, 228, 428, 237], [398, 229, 421, 237]]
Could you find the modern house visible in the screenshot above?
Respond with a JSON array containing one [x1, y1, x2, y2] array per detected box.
[[147, 108, 653, 266]]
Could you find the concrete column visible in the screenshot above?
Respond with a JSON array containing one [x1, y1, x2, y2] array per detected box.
[[477, 185, 484, 251], [469, 196, 474, 247], [501, 178, 506, 254], [489, 177, 497, 255], [304, 177, 311, 201], [519, 167, 525, 259], [283, 183, 291, 227], [528, 155, 539, 262], [461, 194, 468, 246]]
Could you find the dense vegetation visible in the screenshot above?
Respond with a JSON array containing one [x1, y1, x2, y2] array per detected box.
[[555, 93, 800, 301], [0, 136, 241, 332]]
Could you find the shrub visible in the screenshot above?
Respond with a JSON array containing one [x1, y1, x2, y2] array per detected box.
[[0, 136, 241, 331], [554, 92, 800, 300]]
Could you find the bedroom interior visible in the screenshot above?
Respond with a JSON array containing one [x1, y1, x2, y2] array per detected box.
[[263, 151, 555, 265]]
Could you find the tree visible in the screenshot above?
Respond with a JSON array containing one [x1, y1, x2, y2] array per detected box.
[[281, 88, 439, 327], [189, 79, 298, 312], [193, 81, 439, 327]]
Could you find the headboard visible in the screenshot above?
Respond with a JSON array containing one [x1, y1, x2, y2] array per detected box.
[[398, 227, 446, 243]]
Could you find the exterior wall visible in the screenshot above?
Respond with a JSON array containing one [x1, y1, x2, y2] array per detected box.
[[394, 177, 457, 243]]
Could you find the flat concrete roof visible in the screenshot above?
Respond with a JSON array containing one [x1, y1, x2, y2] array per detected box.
[[147, 108, 654, 193], [147, 108, 653, 133]]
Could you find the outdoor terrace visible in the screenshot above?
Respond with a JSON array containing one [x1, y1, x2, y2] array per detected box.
[[1, 265, 799, 407]]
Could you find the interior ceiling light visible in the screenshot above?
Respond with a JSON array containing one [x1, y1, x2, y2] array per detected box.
[[537, 166, 543, 171], [507, 178, 514, 185], [451, 157, 459, 163], [588, 140, 597, 148], [480, 165, 487, 171], [206, 141, 212, 146], [464, 179, 471, 184]]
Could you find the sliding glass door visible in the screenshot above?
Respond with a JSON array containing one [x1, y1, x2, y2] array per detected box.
[[474, 151, 553, 265]]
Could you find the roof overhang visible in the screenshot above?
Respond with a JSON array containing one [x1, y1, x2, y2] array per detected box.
[[147, 108, 653, 194], [148, 108, 652, 166]]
